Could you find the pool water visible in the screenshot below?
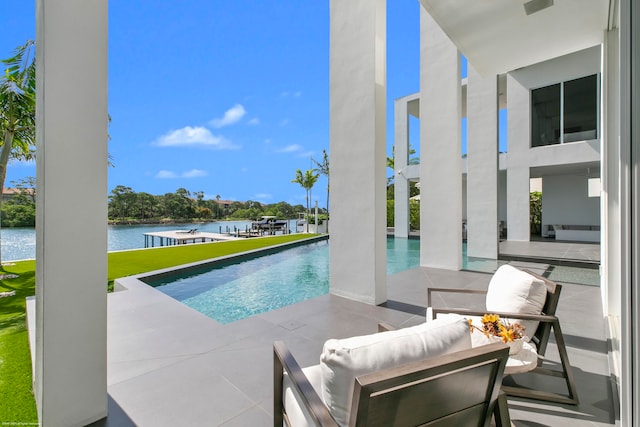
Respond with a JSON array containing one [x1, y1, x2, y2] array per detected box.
[[144, 238, 420, 324], [143, 238, 599, 324]]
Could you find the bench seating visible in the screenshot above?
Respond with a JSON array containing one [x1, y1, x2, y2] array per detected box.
[[552, 224, 600, 242]]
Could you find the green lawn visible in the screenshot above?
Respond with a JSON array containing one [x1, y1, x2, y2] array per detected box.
[[0, 234, 317, 424]]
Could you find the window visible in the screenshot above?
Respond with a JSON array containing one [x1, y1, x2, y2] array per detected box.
[[531, 83, 560, 146], [563, 75, 598, 142], [531, 74, 599, 147]]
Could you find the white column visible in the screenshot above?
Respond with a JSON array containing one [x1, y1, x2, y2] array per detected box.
[[602, 27, 624, 402], [506, 74, 531, 241], [619, 0, 638, 423], [35, 1, 108, 425], [419, 7, 462, 270], [394, 96, 410, 238], [603, 29, 621, 320], [467, 65, 499, 259], [329, 0, 387, 305]]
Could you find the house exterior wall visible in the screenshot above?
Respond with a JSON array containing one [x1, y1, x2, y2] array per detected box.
[[542, 174, 601, 232]]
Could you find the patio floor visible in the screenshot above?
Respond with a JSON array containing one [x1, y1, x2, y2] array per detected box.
[[93, 246, 615, 426]]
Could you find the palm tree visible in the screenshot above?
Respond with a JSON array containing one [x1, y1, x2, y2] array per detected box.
[[312, 149, 329, 216], [0, 40, 36, 261], [292, 168, 319, 232]]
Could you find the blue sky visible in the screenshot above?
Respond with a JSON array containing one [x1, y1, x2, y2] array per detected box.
[[2, 2, 505, 208]]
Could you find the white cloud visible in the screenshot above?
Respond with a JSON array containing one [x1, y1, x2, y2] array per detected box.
[[182, 169, 208, 178], [154, 126, 237, 149], [210, 104, 246, 128], [279, 118, 291, 127], [247, 118, 260, 125], [155, 169, 208, 179], [255, 193, 272, 200], [155, 170, 179, 179], [297, 150, 316, 158], [277, 144, 302, 153]]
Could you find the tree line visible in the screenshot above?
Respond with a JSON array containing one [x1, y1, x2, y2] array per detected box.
[[108, 185, 319, 223]]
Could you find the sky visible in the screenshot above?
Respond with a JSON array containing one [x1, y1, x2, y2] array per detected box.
[[2, 2, 505, 209]]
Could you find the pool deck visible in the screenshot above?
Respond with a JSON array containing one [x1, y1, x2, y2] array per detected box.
[[89, 242, 615, 426], [499, 239, 600, 266]]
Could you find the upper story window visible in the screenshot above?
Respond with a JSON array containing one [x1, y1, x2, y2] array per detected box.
[[531, 74, 599, 147]]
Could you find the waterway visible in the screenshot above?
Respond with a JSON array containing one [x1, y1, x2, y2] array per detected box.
[[0, 220, 266, 261]]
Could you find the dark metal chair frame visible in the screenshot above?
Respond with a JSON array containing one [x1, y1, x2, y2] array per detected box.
[[427, 268, 579, 405], [274, 340, 511, 427]]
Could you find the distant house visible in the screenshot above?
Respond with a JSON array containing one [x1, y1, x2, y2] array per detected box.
[[213, 199, 233, 214], [2, 187, 35, 203]]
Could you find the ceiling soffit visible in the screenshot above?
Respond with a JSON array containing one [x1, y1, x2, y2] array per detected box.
[[419, 0, 609, 76]]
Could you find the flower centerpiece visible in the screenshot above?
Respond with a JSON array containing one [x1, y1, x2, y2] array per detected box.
[[469, 314, 526, 355]]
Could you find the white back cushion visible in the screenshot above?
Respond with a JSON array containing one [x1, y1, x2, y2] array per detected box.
[[319, 316, 471, 426], [485, 265, 547, 339]]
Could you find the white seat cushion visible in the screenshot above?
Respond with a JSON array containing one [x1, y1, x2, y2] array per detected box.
[[485, 265, 547, 340], [283, 365, 323, 427], [319, 316, 471, 426]]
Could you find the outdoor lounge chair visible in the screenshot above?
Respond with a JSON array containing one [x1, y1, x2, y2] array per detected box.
[[274, 316, 511, 426], [427, 264, 579, 405]]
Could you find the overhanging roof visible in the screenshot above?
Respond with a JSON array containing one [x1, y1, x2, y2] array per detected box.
[[419, 0, 611, 76]]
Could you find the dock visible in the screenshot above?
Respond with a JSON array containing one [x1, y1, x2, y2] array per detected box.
[[143, 229, 239, 248]]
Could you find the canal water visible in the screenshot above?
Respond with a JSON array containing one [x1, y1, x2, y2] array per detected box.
[[0, 220, 269, 261]]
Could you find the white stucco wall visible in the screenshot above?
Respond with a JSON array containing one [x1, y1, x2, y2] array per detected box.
[[509, 45, 601, 90], [603, 26, 621, 326], [329, 0, 387, 305], [35, 1, 108, 425], [467, 65, 499, 258], [420, 7, 462, 269], [506, 74, 531, 241], [541, 174, 601, 231], [394, 95, 410, 237]]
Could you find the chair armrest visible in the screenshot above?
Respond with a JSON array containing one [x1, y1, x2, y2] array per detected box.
[[431, 307, 558, 323], [427, 287, 487, 307], [273, 341, 338, 427], [378, 322, 397, 332]]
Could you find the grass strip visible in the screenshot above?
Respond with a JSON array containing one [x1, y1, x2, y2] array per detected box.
[[0, 234, 317, 423], [0, 260, 37, 424]]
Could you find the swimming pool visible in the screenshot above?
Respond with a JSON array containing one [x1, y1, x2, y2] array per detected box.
[[143, 238, 420, 324]]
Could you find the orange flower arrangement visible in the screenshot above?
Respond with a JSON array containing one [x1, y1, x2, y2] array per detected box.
[[469, 314, 525, 343]]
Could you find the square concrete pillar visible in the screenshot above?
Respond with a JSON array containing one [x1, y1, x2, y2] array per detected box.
[[602, 28, 621, 320], [35, 1, 108, 425], [506, 74, 531, 241], [467, 65, 499, 259], [419, 7, 462, 270], [329, 0, 387, 305], [394, 96, 410, 238]]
